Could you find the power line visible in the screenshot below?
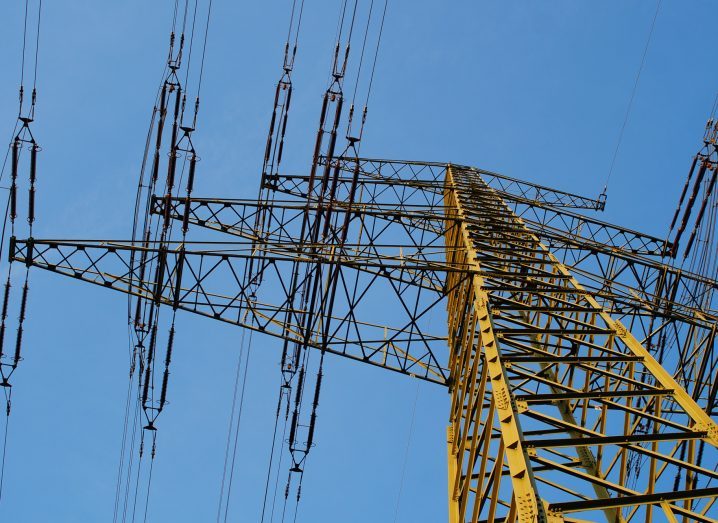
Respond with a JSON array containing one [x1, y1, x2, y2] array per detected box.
[[220, 331, 253, 523], [30, 0, 42, 119], [0, 391, 11, 503], [393, 382, 419, 523], [603, 0, 662, 193], [193, 0, 214, 126], [216, 326, 249, 521]]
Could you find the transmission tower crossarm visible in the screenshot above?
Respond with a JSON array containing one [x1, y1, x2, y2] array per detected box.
[[155, 195, 715, 325], [316, 157, 668, 256], [8, 237, 451, 384], [152, 195, 450, 241], [153, 191, 668, 258], [501, 196, 669, 257], [327, 156, 607, 211]]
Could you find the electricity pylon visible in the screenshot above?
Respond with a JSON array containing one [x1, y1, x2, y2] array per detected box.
[[10, 156, 718, 522]]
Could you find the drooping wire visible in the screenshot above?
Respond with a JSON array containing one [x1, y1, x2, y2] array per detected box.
[[129, 394, 147, 523], [348, 0, 388, 147], [289, 467, 306, 523], [112, 357, 138, 522], [196, 0, 213, 93], [393, 382, 419, 522], [217, 329, 253, 523], [345, 0, 375, 141], [259, 382, 289, 523], [325, 0, 351, 87], [602, 0, 661, 195], [216, 326, 248, 521], [192, 0, 213, 127], [141, 446, 156, 523], [19, 0, 29, 109], [182, 1, 200, 93], [30, 0, 42, 120], [358, 0, 388, 146], [120, 384, 141, 523], [349, 0, 375, 109], [0, 390, 11, 504], [268, 413, 289, 522]]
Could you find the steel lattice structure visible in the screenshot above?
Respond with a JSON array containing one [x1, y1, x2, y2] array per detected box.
[[10, 155, 718, 522]]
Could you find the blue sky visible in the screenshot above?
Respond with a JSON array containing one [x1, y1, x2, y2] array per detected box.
[[0, 1, 717, 522]]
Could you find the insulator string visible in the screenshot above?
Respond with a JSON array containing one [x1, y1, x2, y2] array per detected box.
[[0, 0, 43, 506], [256, 2, 392, 518], [119, 1, 214, 519], [250, 5, 314, 515]]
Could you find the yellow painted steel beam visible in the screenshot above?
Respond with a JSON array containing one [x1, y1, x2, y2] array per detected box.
[[443, 165, 718, 523], [445, 168, 545, 522]]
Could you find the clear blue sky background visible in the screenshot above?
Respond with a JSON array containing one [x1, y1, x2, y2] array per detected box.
[[0, 1, 717, 522]]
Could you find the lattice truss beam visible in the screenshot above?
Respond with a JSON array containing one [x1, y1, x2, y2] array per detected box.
[[9, 157, 718, 520]]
